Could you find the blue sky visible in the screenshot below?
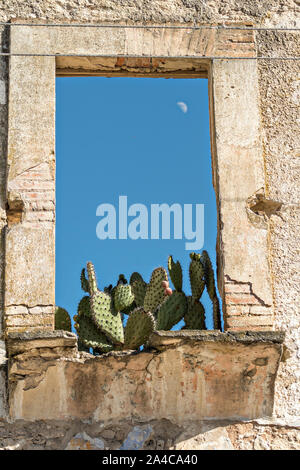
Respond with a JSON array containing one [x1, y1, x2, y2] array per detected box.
[[55, 76, 222, 330]]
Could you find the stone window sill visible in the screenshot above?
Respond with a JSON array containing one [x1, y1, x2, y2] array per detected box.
[[6, 329, 285, 422]]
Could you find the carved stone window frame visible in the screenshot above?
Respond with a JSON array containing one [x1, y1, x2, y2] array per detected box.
[[5, 20, 273, 336]]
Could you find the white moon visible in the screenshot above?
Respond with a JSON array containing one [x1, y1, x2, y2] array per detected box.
[[177, 101, 188, 113]]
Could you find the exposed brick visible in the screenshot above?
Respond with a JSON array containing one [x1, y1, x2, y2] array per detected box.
[[27, 201, 55, 211], [225, 294, 261, 305], [28, 306, 42, 314], [226, 326, 274, 332], [5, 314, 54, 327], [226, 316, 274, 328], [9, 180, 54, 191], [23, 221, 54, 229], [5, 305, 29, 315], [25, 211, 54, 222], [41, 306, 55, 314], [25, 190, 55, 201], [225, 283, 251, 294], [6, 325, 53, 334], [249, 305, 272, 315], [226, 305, 250, 316]]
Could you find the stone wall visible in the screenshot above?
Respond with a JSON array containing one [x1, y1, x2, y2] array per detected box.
[[1, 417, 299, 450], [0, 0, 299, 450], [7, 331, 284, 421], [2, 330, 299, 451]]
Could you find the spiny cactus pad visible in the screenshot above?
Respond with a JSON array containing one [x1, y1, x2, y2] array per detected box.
[[124, 307, 156, 350], [55, 306, 71, 331], [75, 314, 113, 352], [168, 255, 183, 292], [90, 290, 124, 345], [212, 296, 221, 331], [77, 296, 91, 318], [80, 268, 90, 293], [86, 261, 98, 295], [189, 256, 205, 300], [156, 291, 187, 330], [184, 297, 206, 330], [131, 279, 147, 307], [144, 267, 168, 314], [200, 251, 216, 297], [200, 250, 221, 330], [113, 283, 135, 312], [130, 272, 145, 285]]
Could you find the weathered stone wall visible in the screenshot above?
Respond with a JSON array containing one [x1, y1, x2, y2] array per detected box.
[[7, 331, 285, 422], [1, 417, 299, 450], [2, 330, 300, 451], [0, 0, 298, 449]]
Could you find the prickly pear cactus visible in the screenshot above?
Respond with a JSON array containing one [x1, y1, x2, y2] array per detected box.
[[124, 307, 156, 350], [55, 306, 72, 332], [144, 267, 168, 314], [74, 252, 220, 356], [168, 255, 183, 292], [156, 291, 187, 330]]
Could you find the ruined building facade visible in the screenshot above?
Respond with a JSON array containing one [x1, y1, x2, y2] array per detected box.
[[0, 1, 299, 450]]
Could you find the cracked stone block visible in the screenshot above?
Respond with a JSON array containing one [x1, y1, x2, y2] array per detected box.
[[119, 425, 153, 450]]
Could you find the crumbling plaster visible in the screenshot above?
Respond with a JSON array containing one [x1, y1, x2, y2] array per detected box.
[[0, 0, 298, 449]]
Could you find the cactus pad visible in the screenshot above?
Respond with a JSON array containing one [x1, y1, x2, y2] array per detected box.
[[77, 296, 91, 318], [130, 279, 147, 307], [184, 297, 206, 330], [80, 268, 90, 293], [130, 272, 145, 285], [124, 307, 156, 350], [144, 267, 168, 313], [75, 314, 113, 353], [90, 290, 124, 345], [113, 283, 135, 312], [189, 255, 205, 300], [55, 306, 71, 331], [168, 255, 183, 292], [156, 291, 187, 330], [200, 250, 221, 330], [86, 261, 99, 295]]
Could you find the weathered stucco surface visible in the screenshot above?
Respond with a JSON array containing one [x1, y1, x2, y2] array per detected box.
[[0, 0, 298, 450]]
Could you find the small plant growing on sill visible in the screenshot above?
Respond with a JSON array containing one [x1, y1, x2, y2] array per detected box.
[[55, 251, 221, 354]]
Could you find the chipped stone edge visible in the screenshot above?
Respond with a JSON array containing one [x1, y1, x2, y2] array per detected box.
[[148, 329, 285, 349]]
